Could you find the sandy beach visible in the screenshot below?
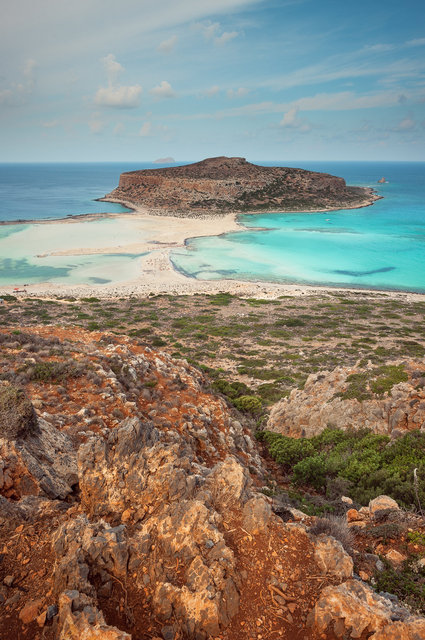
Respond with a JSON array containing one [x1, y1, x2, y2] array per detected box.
[[1, 199, 425, 302]]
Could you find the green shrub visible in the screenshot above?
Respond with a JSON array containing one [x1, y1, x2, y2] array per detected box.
[[28, 359, 84, 383], [370, 364, 408, 395], [374, 557, 425, 614], [260, 427, 425, 509], [233, 395, 262, 414]]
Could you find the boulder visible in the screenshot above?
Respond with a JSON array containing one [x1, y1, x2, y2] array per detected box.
[[385, 549, 407, 569], [369, 496, 400, 518], [313, 534, 353, 579], [307, 579, 417, 639], [242, 496, 272, 535]]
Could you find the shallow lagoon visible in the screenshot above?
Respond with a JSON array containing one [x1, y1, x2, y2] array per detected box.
[[0, 218, 150, 286], [171, 161, 425, 293]]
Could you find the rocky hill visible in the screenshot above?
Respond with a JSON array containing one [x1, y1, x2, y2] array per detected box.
[[103, 156, 379, 215], [1, 325, 425, 640]]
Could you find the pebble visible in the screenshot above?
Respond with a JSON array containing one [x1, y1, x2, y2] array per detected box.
[[3, 575, 14, 587]]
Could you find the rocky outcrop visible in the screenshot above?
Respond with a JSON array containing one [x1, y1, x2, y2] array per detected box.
[[313, 534, 353, 579], [1, 326, 424, 640], [308, 579, 425, 639], [67, 416, 259, 638], [104, 156, 378, 215], [0, 392, 77, 500], [267, 360, 425, 437]]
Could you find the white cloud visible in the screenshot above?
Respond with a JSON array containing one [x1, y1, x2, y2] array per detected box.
[[362, 43, 395, 53], [406, 38, 425, 47], [227, 87, 249, 98], [280, 106, 311, 131], [102, 53, 124, 85], [215, 31, 238, 45], [0, 57, 36, 106], [42, 119, 59, 128], [95, 84, 142, 108], [149, 80, 176, 99], [95, 53, 142, 108], [394, 116, 416, 131], [204, 85, 220, 97], [158, 35, 178, 53], [195, 21, 220, 40], [195, 21, 239, 46], [139, 121, 152, 136]]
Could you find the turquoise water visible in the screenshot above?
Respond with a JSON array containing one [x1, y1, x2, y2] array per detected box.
[[0, 217, 151, 286], [0, 162, 181, 285], [170, 161, 425, 293], [1, 161, 424, 290]]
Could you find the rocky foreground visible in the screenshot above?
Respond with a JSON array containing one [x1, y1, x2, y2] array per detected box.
[[103, 156, 379, 215], [1, 326, 425, 639]]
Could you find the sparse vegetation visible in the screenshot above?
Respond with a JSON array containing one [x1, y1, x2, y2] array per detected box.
[[258, 428, 425, 509]]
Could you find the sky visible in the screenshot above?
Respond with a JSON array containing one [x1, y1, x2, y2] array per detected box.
[[1, 0, 424, 162]]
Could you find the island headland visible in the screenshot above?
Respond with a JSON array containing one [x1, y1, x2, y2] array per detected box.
[[102, 156, 380, 217]]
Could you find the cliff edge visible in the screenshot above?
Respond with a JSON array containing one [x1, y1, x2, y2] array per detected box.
[[103, 156, 379, 216]]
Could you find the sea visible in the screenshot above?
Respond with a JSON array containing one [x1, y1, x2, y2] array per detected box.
[[0, 161, 424, 291]]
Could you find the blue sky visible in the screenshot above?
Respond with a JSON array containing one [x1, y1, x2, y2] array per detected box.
[[1, 0, 424, 161]]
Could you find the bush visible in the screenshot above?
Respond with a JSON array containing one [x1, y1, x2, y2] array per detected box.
[[260, 427, 425, 509], [374, 557, 425, 615], [309, 515, 353, 554], [0, 385, 38, 439], [28, 359, 84, 384], [233, 395, 262, 414]]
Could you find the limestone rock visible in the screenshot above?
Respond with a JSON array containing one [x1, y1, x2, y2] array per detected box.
[[57, 590, 130, 640], [385, 549, 407, 568], [242, 495, 272, 535], [313, 534, 353, 579], [346, 509, 364, 522], [0, 416, 77, 500], [19, 598, 44, 624], [267, 361, 425, 437], [308, 579, 414, 638], [52, 516, 128, 597], [370, 619, 425, 639], [369, 495, 400, 518]]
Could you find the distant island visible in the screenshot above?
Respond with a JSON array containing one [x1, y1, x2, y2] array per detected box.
[[153, 156, 175, 164], [102, 156, 380, 216]]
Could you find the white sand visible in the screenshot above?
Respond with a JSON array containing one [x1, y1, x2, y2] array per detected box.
[[1, 204, 425, 302]]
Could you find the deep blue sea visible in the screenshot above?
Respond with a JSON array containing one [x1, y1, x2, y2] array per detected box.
[[0, 161, 424, 291]]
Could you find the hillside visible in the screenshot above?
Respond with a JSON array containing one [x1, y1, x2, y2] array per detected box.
[[103, 156, 379, 215], [1, 292, 425, 639]]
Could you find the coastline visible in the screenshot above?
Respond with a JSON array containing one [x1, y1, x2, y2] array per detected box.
[[1, 188, 410, 301]]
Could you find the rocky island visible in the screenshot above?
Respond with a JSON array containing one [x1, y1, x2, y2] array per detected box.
[[103, 156, 379, 216]]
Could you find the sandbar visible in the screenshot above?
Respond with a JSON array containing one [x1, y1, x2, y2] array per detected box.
[[2, 198, 423, 303]]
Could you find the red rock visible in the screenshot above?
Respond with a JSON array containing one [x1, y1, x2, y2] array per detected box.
[[385, 549, 407, 568], [347, 508, 363, 522], [19, 598, 44, 624]]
